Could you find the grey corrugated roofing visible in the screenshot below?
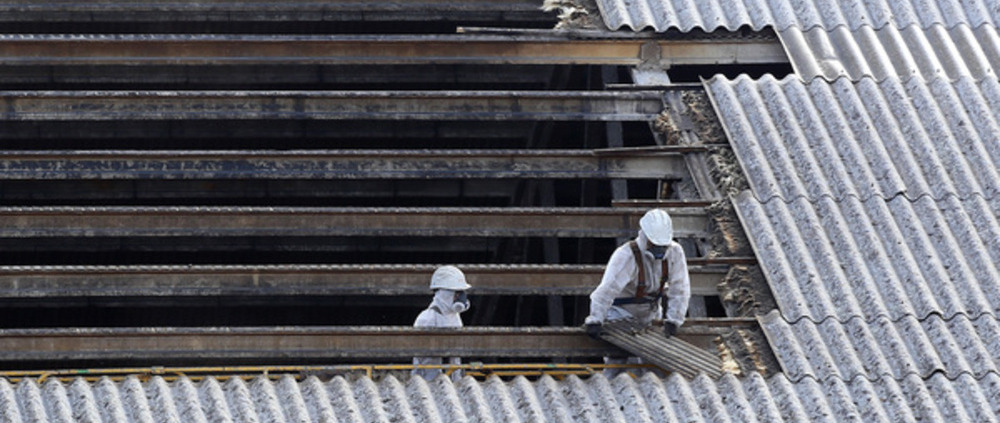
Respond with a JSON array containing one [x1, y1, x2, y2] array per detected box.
[[596, 0, 1000, 32], [706, 75, 1000, 202], [760, 310, 1000, 380], [733, 191, 1000, 322], [709, 74, 1000, 323], [783, 24, 1000, 81], [3, 372, 1000, 423]]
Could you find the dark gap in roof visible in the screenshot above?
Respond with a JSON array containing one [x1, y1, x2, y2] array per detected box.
[[0, 237, 618, 266], [703, 295, 727, 317], [0, 119, 614, 149], [0, 64, 587, 91], [0, 294, 583, 328], [667, 63, 793, 82]]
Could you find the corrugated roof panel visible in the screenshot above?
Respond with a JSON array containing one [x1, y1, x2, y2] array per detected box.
[[733, 192, 1000, 321], [760, 311, 1000, 380], [4, 373, 1000, 422], [707, 75, 1000, 202], [596, 0, 1000, 32], [781, 24, 1000, 81]]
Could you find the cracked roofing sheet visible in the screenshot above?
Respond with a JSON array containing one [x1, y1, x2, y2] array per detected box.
[[4, 372, 1000, 423], [595, 0, 1000, 32]]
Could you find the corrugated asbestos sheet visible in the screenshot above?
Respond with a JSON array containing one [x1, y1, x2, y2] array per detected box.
[[596, 0, 1000, 81], [595, 0, 1000, 32], [3, 372, 1000, 423], [707, 75, 1000, 323], [732, 192, 1000, 322], [782, 24, 1000, 81], [760, 310, 1000, 381], [707, 75, 1000, 202]]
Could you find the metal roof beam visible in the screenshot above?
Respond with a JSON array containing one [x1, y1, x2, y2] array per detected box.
[[0, 90, 664, 121], [0, 149, 687, 180], [0, 206, 709, 238], [0, 0, 554, 22], [0, 324, 744, 361], [0, 263, 726, 297], [0, 35, 788, 66]]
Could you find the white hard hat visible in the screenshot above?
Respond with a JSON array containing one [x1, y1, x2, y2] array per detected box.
[[639, 208, 673, 246], [429, 265, 471, 291]]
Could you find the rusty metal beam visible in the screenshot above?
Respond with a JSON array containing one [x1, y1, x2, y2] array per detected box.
[[0, 0, 553, 22], [0, 34, 788, 66], [0, 149, 687, 180], [0, 90, 664, 121], [0, 263, 726, 297], [0, 324, 738, 362], [0, 206, 708, 238]]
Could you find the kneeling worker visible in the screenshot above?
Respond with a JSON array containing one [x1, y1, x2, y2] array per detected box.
[[412, 265, 471, 382], [584, 208, 691, 369]]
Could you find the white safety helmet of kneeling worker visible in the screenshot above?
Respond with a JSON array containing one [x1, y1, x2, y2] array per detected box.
[[639, 208, 674, 246], [429, 265, 471, 291]]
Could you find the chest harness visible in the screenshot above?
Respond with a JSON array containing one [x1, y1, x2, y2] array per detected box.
[[611, 240, 669, 307]]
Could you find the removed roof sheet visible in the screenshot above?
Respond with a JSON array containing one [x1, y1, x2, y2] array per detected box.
[[599, 319, 724, 378]]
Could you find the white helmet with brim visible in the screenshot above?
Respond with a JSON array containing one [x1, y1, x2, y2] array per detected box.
[[429, 265, 471, 291], [639, 208, 674, 246]]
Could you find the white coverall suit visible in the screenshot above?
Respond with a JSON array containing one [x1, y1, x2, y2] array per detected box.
[[412, 289, 466, 381], [585, 230, 691, 368]]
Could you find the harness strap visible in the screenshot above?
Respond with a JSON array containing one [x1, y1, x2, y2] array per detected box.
[[621, 240, 671, 304], [628, 241, 646, 297]]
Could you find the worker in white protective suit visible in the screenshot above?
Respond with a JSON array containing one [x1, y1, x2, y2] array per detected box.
[[412, 265, 471, 382], [584, 208, 691, 372]]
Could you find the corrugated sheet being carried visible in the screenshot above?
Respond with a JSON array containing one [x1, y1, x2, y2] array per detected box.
[[4, 372, 1000, 423], [596, 0, 1000, 32]]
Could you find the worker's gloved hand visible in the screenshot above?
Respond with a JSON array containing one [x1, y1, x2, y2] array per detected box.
[[585, 322, 603, 339], [663, 322, 678, 338]]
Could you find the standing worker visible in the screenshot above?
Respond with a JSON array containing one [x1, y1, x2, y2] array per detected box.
[[412, 265, 471, 382], [584, 208, 691, 370]]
